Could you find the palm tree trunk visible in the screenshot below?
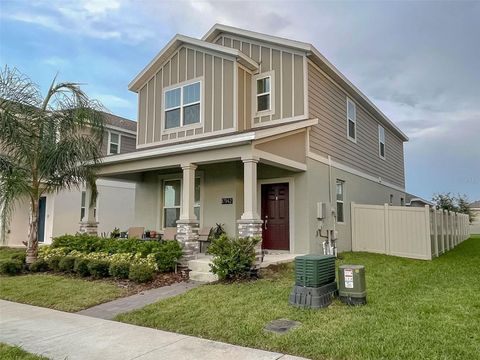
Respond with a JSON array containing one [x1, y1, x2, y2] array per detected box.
[[26, 197, 39, 264]]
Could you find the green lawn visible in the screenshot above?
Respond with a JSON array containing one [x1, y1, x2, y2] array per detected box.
[[0, 274, 126, 312], [0, 343, 48, 360], [116, 235, 480, 360]]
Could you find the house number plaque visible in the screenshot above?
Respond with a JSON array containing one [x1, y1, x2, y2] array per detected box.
[[221, 197, 233, 205]]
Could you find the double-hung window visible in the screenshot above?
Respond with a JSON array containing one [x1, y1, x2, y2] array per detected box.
[[256, 76, 271, 112], [378, 125, 386, 159], [163, 178, 201, 228], [164, 81, 201, 130], [80, 191, 86, 221], [336, 180, 345, 223], [346, 98, 356, 142], [108, 132, 120, 154]]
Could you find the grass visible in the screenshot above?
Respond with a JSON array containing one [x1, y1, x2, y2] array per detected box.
[[116, 235, 480, 360], [0, 343, 48, 360], [0, 274, 126, 312]]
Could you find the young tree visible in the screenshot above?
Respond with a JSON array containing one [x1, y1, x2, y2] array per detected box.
[[0, 66, 105, 263], [432, 192, 475, 223]]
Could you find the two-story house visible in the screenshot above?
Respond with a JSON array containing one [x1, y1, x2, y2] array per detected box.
[[94, 24, 408, 260], [1, 112, 137, 246]]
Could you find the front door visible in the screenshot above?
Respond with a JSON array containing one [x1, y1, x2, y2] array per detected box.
[[261, 183, 289, 250], [37, 197, 46, 243]]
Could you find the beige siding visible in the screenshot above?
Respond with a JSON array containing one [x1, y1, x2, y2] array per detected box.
[[120, 135, 136, 153], [220, 34, 306, 126], [135, 45, 237, 148], [308, 62, 405, 188]]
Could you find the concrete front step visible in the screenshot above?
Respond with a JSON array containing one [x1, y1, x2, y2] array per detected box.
[[189, 271, 218, 283], [188, 258, 212, 273]]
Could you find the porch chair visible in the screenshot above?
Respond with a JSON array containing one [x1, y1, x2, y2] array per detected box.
[[128, 227, 144, 239], [198, 227, 213, 253], [162, 227, 177, 241]]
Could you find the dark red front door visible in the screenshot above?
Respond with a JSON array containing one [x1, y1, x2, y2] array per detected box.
[[261, 183, 289, 250]]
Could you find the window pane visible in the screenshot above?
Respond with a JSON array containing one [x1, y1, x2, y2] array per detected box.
[[195, 177, 200, 204], [257, 94, 270, 112], [347, 100, 355, 119], [348, 119, 356, 139], [165, 109, 180, 129], [379, 126, 385, 142], [336, 181, 344, 201], [337, 202, 344, 222], [183, 82, 200, 104], [183, 104, 200, 125], [165, 88, 181, 109], [110, 133, 119, 144], [80, 208, 85, 221], [109, 143, 119, 154], [380, 143, 385, 157], [164, 180, 181, 207], [81, 191, 86, 207], [257, 77, 270, 94], [164, 208, 180, 228], [194, 206, 200, 221]]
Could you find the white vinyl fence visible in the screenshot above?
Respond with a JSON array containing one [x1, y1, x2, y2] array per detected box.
[[351, 203, 470, 260]]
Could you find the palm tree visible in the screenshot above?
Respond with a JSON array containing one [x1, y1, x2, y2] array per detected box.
[[0, 66, 105, 264]]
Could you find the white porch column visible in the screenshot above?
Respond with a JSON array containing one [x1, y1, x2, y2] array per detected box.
[[79, 185, 98, 235], [176, 163, 199, 266], [237, 156, 263, 265]]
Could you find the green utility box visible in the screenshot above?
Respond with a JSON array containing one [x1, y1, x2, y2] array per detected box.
[[338, 265, 367, 305], [295, 255, 336, 287]]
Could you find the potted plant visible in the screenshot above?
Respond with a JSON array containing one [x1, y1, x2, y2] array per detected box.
[[111, 227, 120, 238]]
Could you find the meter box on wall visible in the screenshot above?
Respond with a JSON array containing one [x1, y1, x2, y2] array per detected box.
[[338, 265, 367, 305]]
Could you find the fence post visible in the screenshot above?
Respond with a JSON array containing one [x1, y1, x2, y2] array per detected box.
[[445, 210, 450, 251], [384, 203, 390, 255], [440, 209, 445, 254], [424, 205, 432, 259], [351, 202, 356, 251], [433, 209, 439, 257]]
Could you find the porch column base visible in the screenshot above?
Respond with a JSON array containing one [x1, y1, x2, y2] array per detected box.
[[176, 219, 200, 268], [237, 219, 263, 266], [79, 222, 99, 236]]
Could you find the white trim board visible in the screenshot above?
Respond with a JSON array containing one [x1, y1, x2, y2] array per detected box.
[[307, 151, 405, 192]]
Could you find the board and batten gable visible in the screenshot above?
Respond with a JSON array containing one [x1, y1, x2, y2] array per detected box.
[[213, 33, 308, 126], [307, 61, 405, 189], [136, 45, 237, 147]]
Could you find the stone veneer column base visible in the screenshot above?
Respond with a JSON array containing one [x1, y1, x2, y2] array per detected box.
[[79, 222, 99, 235], [176, 219, 200, 268], [237, 219, 264, 267]]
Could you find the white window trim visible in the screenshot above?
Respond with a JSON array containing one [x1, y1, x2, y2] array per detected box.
[[346, 97, 357, 143], [162, 78, 203, 134], [107, 131, 121, 155], [253, 70, 275, 117], [378, 124, 386, 159], [336, 179, 345, 224]]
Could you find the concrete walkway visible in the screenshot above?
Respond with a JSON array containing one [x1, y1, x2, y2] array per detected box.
[[0, 300, 307, 360], [77, 281, 200, 320]]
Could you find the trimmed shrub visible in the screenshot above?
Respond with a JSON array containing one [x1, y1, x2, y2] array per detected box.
[[74, 258, 91, 277], [129, 263, 154, 283], [29, 258, 49, 272], [11, 252, 27, 263], [207, 234, 260, 280], [109, 261, 130, 279], [47, 256, 62, 272], [0, 259, 23, 275], [88, 259, 110, 278], [155, 241, 182, 272], [58, 256, 76, 273]]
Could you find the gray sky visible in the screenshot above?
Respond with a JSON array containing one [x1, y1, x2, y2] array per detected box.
[[1, 0, 479, 201]]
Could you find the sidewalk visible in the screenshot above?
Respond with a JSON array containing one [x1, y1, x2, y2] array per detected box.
[[77, 281, 200, 320], [0, 300, 308, 360]]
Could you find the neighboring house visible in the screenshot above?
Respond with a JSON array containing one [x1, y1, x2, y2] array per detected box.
[[94, 24, 409, 256], [405, 193, 434, 207], [1, 112, 137, 246], [469, 200, 480, 234]]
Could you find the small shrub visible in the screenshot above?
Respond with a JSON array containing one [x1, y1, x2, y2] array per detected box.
[[0, 259, 23, 275], [11, 252, 27, 263], [47, 256, 62, 272], [155, 241, 182, 272], [29, 258, 49, 272], [109, 261, 130, 279], [88, 259, 110, 278], [129, 263, 154, 283], [74, 258, 91, 277], [58, 256, 76, 273], [207, 234, 260, 280]]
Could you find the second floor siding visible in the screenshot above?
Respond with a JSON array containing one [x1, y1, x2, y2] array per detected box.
[[308, 61, 405, 188], [137, 45, 236, 147]]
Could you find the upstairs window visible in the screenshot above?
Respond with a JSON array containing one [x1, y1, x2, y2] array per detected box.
[[256, 76, 271, 112], [347, 98, 356, 142], [164, 81, 201, 130], [108, 132, 120, 154], [378, 125, 386, 159], [336, 180, 345, 223]]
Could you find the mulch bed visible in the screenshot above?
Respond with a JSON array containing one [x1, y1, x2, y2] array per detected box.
[[115, 271, 189, 295]]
